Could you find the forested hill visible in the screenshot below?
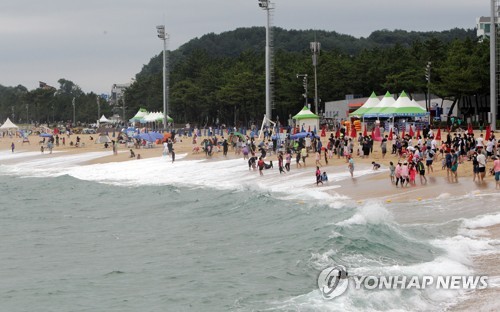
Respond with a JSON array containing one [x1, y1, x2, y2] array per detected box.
[[179, 27, 475, 56], [137, 27, 475, 78]]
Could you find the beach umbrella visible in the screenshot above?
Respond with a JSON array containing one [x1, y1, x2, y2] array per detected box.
[[467, 123, 473, 135], [435, 128, 441, 140], [409, 125, 414, 138], [388, 128, 393, 140], [485, 124, 491, 141]]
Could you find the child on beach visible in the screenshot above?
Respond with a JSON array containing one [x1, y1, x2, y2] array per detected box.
[[321, 172, 328, 183], [408, 163, 417, 185], [315, 166, 323, 186], [417, 159, 427, 184], [371, 161, 380, 170], [389, 161, 395, 183]]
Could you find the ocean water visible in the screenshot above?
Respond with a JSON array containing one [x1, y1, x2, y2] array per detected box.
[[0, 151, 499, 311]]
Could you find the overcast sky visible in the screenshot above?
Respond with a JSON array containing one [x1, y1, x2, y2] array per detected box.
[[0, 0, 490, 95]]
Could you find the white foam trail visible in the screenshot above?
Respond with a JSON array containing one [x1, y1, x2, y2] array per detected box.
[[0, 151, 380, 203]]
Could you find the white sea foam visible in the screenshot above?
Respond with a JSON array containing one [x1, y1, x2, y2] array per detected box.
[[335, 201, 394, 227], [463, 213, 500, 229], [0, 151, 379, 203]]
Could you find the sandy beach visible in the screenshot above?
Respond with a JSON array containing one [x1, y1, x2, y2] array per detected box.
[[1, 130, 499, 310]]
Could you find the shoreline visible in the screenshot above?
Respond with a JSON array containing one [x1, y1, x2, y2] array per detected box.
[[1, 131, 499, 310]]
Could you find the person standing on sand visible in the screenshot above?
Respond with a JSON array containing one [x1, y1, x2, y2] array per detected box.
[[171, 148, 175, 163], [301, 147, 308, 167], [476, 148, 487, 183], [285, 150, 291, 171], [389, 161, 396, 183], [493, 156, 500, 189], [11, 142, 15, 153], [348, 155, 354, 178], [450, 149, 459, 183]]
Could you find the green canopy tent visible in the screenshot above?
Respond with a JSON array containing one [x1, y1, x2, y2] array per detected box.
[[379, 91, 428, 117], [292, 106, 320, 132], [363, 91, 396, 118], [129, 108, 149, 123], [349, 92, 380, 118]]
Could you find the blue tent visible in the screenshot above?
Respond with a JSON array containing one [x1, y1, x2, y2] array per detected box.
[[290, 132, 319, 140], [134, 133, 155, 142]]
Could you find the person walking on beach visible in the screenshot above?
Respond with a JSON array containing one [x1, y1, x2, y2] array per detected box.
[[315, 166, 323, 186], [171, 148, 175, 163], [401, 162, 410, 187], [11, 142, 15, 153], [315, 151, 323, 167], [348, 155, 354, 178], [417, 159, 427, 184], [285, 150, 291, 172]]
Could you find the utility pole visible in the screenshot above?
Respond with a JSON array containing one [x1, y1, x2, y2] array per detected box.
[[157, 25, 169, 129], [491, 0, 498, 130], [72, 97, 75, 126], [310, 41, 321, 114], [425, 62, 431, 111], [258, 0, 273, 126]]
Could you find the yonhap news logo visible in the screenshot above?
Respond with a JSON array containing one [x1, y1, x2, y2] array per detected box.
[[318, 265, 488, 300], [317, 265, 349, 300]]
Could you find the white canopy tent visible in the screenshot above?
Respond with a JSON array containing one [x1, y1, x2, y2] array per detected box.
[[0, 118, 19, 130], [99, 115, 112, 123]]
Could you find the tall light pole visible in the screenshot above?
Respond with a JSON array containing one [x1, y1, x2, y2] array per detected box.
[[258, 0, 273, 125], [491, 0, 498, 130], [310, 41, 320, 114], [157, 25, 169, 129], [72, 97, 75, 126], [425, 61, 431, 111], [96, 95, 101, 121], [297, 74, 308, 107]]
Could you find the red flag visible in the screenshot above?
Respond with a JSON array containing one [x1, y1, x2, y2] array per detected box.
[[467, 123, 473, 135], [293, 126, 297, 135], [409, 126, 414, 138], [308, 125, 311, 132], [447, 126, 451, 133], [485, 124, 491, 141], [402, 129, 405, 138], [388, 128, 393, 140], [335, 128, 340, 138], [416, 128, 421, 138], [321, 126, 326, 137], [363, 125, 367, 137], [435, 128, 441, 140]]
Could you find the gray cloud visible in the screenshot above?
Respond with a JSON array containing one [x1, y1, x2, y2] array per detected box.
[[0, 0, 489, 94]]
